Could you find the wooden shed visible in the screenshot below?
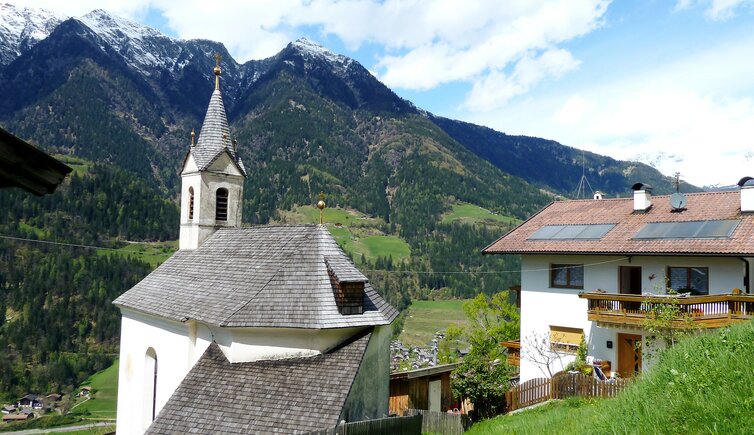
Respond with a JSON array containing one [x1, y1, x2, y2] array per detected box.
[[389, 363, 461, 415]]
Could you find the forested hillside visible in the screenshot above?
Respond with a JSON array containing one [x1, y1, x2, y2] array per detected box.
[[0, 164, 174, 400]]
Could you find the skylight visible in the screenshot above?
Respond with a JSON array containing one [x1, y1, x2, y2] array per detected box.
[[528, 224, 615, 240], [633, 220, 740, 240]]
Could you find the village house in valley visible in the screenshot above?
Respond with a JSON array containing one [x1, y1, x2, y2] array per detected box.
[[484, 183, 754, 382], [113, 60, 397, 434]]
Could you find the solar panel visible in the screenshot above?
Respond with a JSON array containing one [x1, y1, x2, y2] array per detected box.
[[528, 224, 615, 240], [633, 219, 739, 239]]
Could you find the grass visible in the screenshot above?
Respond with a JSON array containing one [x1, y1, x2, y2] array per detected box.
[[441, 202, 521, 227], [96, 241, 177, 268], [72, 360, 119, 420], [398, 300, 469, 349], [466, 320, 754, 434], [54, 155, 92, 176], [276, 205, 410, 264]]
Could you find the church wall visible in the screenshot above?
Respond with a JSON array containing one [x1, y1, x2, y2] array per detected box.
[[223, 326, 360, 363], [116, 309, 203, 435], [339, 325, 391, 422]]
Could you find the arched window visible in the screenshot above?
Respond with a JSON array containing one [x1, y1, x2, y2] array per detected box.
[[188, 187, 195, 220], [143, 348, 158, 427], [216, 188, 228, 221]]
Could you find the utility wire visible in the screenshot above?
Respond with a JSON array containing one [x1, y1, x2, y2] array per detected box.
[[0, 233, 629, 275]]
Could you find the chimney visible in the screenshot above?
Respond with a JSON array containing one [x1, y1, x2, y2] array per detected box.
[[593, 191, 604, 200], [632, 183, 652, 212], [738, 177, 754, 212]]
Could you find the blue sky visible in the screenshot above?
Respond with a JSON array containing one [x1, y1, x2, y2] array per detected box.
[[12, 0, 754, 187]]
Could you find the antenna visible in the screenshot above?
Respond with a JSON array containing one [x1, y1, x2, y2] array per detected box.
[[573, 149, 595, 199], [670, 172, 687, 211]]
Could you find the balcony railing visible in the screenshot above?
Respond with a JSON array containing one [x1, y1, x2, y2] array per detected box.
[[579, 292, 754, 329]]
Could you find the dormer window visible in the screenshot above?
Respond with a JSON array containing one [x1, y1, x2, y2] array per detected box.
[[188, 187, 195, 220], [215, 188, 228, 221], [325, 256, 367, 315]]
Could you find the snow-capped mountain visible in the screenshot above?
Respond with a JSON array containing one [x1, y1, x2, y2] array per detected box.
[[0, 3, 64, 65]]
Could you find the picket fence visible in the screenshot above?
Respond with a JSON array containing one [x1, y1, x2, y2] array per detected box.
[[405, 409, 471, 435], [505, 372, 630, 413], [304, 414, 422, 435]]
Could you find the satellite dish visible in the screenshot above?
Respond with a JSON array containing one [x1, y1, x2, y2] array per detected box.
[[670, 192, 687, 210]]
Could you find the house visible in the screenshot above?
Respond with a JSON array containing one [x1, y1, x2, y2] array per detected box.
[[16, 395, 43, 409], [1, 405, 15, 414], [2, 413, 32, 423], [79, 386, 91, 397], [0, 126, 71, 195], [484, 183, 754, 382], [389, 363, 460, 415], [113, 59, 398, 434]]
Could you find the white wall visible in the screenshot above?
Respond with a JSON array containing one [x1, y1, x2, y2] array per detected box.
[[519, 254, 747, 381]]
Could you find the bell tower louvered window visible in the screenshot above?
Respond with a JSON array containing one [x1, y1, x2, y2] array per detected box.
[[188, 187, 195, 220], [215, 188, 228, 221]]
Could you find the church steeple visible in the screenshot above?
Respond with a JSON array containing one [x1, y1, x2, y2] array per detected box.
[[179, 54, 247, 250]]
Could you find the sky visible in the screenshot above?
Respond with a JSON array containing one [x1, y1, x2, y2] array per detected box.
[[9, 0, 754, 188]]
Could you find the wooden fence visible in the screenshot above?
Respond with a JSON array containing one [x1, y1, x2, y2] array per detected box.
[[405, 409, 471, 435], [304, 414, 422, 435], [505, 372, 629, 413]]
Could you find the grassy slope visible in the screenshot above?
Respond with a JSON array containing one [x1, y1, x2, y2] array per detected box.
[[397, 300, 469, 349], [468, 320, 754, 434], [276, 205, 411, 263], [441, 202, 521, 228], [96, 241, 177, 268], [72, 360, 118, 420]]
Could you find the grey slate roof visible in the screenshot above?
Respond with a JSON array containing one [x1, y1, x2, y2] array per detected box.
[[146, 331, 372, 434], [113, 225, 398, 328], [189, 86, 247, 176]]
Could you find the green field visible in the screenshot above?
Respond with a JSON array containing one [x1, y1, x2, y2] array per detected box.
[[441, 202, 521, 227], [276, 205, 411, 264], [55, 155, 92, 176], [398, 300, 469, 349], [72, 360, 119, 420], [96, 241, 177, 268]]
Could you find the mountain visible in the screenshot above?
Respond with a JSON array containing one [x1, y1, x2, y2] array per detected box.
[[0, 3, 64, 66]]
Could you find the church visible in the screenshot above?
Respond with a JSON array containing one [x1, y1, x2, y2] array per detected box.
[[113, 59, 398, 434]]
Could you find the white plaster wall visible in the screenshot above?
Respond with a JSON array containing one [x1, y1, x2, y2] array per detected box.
[[519, 254, 747, 382], [222, 326, 361, 363], [116, 310, 205, 435]]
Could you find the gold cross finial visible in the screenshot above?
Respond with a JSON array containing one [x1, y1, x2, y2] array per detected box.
[[317, 192, 326, 225], [191, 128, 195, 147], [213, 53, 222, 89]]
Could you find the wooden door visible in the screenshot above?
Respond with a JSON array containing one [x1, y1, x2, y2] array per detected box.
[[428, 379, 441, 412], [620, 266, 642, 295], [617, 333, 642, 378]]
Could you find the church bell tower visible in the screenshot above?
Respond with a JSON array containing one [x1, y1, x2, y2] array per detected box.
[[179, 54, 247, 250]]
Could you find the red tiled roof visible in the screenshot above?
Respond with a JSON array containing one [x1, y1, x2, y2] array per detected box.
[[483, 191, 754, 256]]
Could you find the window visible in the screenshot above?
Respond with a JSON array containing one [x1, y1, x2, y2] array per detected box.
[[550, 326, 584, 354], [143, 348, 158, 428], [188, 187, 194, 220], [550, 264, 584, 289], [215, 188, 228, 221], [667, 266, 709, 295]]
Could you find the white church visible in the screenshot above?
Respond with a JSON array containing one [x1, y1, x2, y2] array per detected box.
[[113, 60, 398, 434]]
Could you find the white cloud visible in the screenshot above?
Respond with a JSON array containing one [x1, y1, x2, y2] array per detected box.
[[674, 0, 754, 20]]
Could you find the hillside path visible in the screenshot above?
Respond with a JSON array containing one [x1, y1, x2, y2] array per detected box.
[[2, 421, 114, 434]]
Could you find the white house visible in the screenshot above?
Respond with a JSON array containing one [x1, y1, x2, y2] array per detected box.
[[113, 61, 397, 434], [484, 183, 754, 382]]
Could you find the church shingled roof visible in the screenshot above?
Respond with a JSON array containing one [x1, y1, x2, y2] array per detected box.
[[113, 225, 398, 328], [146, 331, 372, 434]]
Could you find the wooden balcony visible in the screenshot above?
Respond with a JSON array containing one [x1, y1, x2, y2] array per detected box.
[[502, 339, 521, 366], [579, 292, 754, 329]]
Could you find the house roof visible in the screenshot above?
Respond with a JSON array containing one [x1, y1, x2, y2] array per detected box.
[[188, 86, 246, 176], [0, 126, 71, 196], [147, 331, 372, 434], [389, 363, 459, 380], [113, 225, 398, 328], [483, 191, 754, 257]]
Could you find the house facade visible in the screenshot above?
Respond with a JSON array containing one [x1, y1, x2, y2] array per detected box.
[[113, 60, 397, 434], [484, 184, 754, 382]]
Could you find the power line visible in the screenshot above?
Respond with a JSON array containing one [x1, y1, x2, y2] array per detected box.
[[0, 233, 629, 275]]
